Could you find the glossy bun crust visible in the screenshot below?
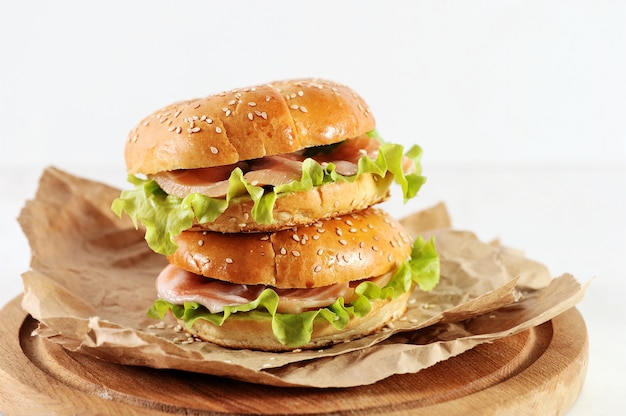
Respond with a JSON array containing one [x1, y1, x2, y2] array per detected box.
[[124, 78, 375, 175], [168, 207, 413, 288]]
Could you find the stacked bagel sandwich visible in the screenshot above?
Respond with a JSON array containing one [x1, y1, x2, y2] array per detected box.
[[113, 78, 439, 351]]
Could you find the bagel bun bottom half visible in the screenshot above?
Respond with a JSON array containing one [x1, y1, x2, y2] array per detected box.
[[191, 172, 393, 234], [183, 291, 411, 351]]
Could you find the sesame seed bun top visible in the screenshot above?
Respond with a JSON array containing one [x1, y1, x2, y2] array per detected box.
[[124, 78, 376, 175], [167, 207, 413, 288]]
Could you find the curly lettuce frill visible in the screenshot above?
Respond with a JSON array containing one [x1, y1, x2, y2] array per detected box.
[[112, 136, 426, 256]]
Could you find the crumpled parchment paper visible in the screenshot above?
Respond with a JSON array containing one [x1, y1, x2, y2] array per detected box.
[[19, 167, 588, 387]]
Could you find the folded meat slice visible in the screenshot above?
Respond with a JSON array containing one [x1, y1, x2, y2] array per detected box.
[[242, 155, 303, 187], [151, 162, 248, 199], [156, 264, 356, 314]]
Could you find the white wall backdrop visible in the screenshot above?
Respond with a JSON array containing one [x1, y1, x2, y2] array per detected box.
[[2, 1, 625, 171]]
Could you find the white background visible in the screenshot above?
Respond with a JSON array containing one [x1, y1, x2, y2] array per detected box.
[[1, 1, 625, 414]]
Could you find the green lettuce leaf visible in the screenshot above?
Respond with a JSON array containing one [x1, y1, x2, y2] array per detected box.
[[148, 236, 439, 348], [112, 133, 427, 255]]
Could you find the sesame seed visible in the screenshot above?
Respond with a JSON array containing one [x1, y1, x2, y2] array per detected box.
[[225, 258, 234, 264], [292, 250, 301, 257], [372, 246, 378, 251], [290, 104, 299, 110], [228, 99, 236, 105], [175, 126, 182, 134], [292, 234, 300, 242], [189, 127, 201, 133], [206, 118, 213, 124], [299, 106, 308, 113], [248, 112, 254, 121], [317, 248, 323, 255], [215, 127, 222, 134], [290, 93, 297, 99], [168, 126, 176, 132], [297, 90, 304, 97], [314, 265, 322, 273], [261, 112, 267, 120], [198, 240, 204, 246], [359, 241, 365, 248], [312, 234, 320, 240], [225, 109, 231, 117], [335, 228, 343, 236], [345, 220, 353, 226], [259, 235, 269, 241], [210, 146, 219, 154], [248, 102, 257, 107], [265, 95, 270, 101], [280, 247, 287, 255], [349, 228, 357, 233], [193, 103, 201, 109], [339, 239, 347, 245]]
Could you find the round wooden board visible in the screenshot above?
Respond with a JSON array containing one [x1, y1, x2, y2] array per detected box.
[[0, 296, 587, 416]]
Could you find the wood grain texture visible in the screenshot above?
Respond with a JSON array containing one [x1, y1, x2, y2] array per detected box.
[[0, 296, 588, 415]]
